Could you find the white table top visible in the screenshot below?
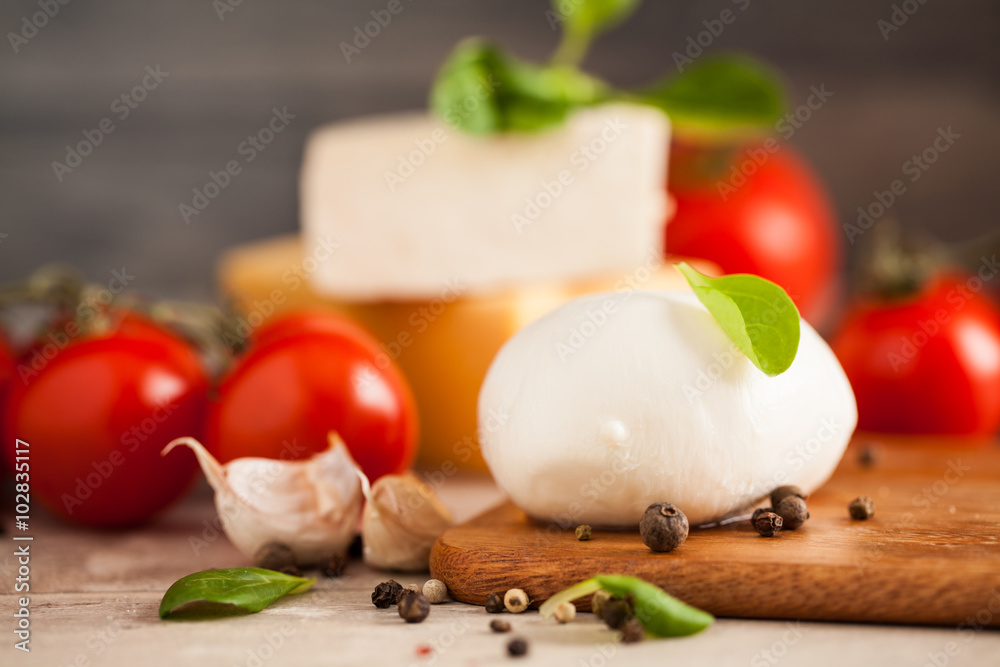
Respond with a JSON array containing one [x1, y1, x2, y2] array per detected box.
[[7, 475, 999, 666]]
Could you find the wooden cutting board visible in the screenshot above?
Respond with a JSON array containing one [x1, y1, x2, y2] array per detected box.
[[430, 438, 1000, 627]]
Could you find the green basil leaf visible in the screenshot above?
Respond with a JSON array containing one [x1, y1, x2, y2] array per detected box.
[[430, 39, 608, 135], [550, 0, 641, 65], [539, 575, 713, 638], [159, 568, 314, 620], [595, 575, 714, 638], [637, 55, 786, 135], [676, 262, 800, 377]]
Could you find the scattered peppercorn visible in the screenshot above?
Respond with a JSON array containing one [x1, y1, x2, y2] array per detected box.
[[485, 592, 506, 613], [507, 638, 529, 658], [372, 580, 403, 608], [575, 524, 592, 541], [415, 644, 433, 658], [639, 502, 689, 552], [405, 583, 422, 595], [278, 564, 303, 578], [591, 589, 612, 617], [849, 496, 875, 520], [490, 619, 512, 633], [754, 511, 783, 537], [504, 589, 529, 613], [750, 507, 773, 527], [775, 495, 810, 530], [770, 485, 806, 507], [620, 617, 645, 644], [321, 553, 346, 578], [554, 601, 577, 623], [423, 579, 448, 604], [858, 443, 878, 468], [253, 541, 296, 571], [599, 598, 632, 630], [398, 590, 431, 623]]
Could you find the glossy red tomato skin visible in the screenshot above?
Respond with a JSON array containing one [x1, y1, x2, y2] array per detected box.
[[2, 319, 208, 527], [250, 310, 372, 350], [831, 275, 1000, 435], [208, 316, 418, 481], [666, 143, 841, 324]]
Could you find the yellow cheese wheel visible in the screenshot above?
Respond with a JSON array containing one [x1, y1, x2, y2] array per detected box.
[[216, 235, 712, 471]]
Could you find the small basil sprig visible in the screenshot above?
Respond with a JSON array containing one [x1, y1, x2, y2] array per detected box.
[[429, 1, 786, 136], [635, 56, 786, 135], [676, 262, 800, 376], [159, 568, 314, 620], [430, 39, 608, 135], [550, 0, 642, 66], [539, 575, 713, 637]]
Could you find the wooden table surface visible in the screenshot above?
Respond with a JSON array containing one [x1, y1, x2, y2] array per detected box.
[[4, 475, 999, 666]]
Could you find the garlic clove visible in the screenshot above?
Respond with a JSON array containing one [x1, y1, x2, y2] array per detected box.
[[360, 472, 454, 572], [163, 433, 363, 566]]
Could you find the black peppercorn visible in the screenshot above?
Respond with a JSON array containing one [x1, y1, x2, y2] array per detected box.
[[750, 507, 773, 527], [639, 502, 689, 552], [398, 590, 431, 623], [490, 619, 512, 633], [754, 511, 783, 537], [485, 592, 505, 613], [322, 553, 346, 578], [770, 485, 806, 508], [372, 580, 403, 608], [620, 617, 645, 643], [591, 590, 613, 617], [507, 637, 529, 658], [774, 496, 810, 530], [575, 524, 592, 541], [858, 443, 878, 468], [254, 541, 296, 571], [278, 564, 303, 577], [599, 598, 633, 630], [849, 496, 875, 520]]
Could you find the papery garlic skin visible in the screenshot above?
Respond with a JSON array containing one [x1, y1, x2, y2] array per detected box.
[[361, 473, 454, 572], [163, 434, 363, 565], [478, 290, 858, 527]]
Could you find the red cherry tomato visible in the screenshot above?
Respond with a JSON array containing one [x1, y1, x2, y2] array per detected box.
[[250, 310, 371, 349], [666, 142, 841, 324], [831, 275, 1000, 435], [208, 311, 418, 481], [2, 313, 208, 527], [0, 335, 15, 472]]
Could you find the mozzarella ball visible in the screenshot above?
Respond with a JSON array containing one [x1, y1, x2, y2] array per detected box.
[[478, 290, 857, 526]]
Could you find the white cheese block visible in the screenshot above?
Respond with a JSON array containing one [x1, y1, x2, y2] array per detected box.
[[301, 104, 670, 300]]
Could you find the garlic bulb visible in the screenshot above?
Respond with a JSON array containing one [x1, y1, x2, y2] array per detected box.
[[360, 473, 454, 572], [163, 433, 363, 565], [479, 290, 857, 527]]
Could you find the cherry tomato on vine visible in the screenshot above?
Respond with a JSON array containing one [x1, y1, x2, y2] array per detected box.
[[666, 141, 841, 325], [831, 274, 1000, 435], [2, 312, 208, 527], [208, 311, 418, 481]]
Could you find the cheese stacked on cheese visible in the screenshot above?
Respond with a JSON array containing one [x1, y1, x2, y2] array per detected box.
[[221, 104, 678, 468]]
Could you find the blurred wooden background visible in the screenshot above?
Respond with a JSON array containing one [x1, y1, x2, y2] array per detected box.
[[1, 0, 997, 298]]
